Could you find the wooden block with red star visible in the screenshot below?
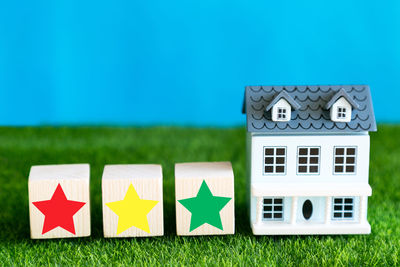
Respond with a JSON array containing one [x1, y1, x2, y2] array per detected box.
[[175, 162, 235, 236], [28, 164, 90, 239], [102, 164, 163, 237]]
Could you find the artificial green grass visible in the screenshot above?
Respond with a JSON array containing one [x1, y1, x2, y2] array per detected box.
[[0, 125, 399, 266]]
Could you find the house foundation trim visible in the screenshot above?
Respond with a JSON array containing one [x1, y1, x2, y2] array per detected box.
[[251, 222, 371, 235]]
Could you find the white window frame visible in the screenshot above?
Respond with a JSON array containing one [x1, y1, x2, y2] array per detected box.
[[333, 146, 357, 175], [262, 197, 284, 221], [332, 197, 355, 220], [296, 146, 321, 175], [337, 106, 347, 119], [263, 147, 287, 175]]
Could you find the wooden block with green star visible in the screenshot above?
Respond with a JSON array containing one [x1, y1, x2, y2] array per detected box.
[[175, 162, 234, 236], [102, 164, 163, 237], [28, 164, 91, 239]]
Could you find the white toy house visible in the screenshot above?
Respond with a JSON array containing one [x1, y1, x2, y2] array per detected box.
[[243, 85, 376, 235]]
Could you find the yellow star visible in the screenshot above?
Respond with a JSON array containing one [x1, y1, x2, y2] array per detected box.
[[106, 184, 159, 234]]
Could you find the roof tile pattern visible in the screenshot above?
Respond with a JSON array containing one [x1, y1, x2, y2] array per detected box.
[[244, 85, 376, 133]]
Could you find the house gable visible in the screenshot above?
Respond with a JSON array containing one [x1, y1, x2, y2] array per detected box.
[[271, 98, 291, 122], [265, 89, 301, 122], [330, 97, 352, 122]]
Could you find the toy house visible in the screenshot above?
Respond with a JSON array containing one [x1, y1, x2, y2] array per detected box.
[[243, 85, 376, 235]]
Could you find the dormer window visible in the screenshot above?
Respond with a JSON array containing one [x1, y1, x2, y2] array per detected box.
[[337, 107, 347, 119], [265, 90, 301, 122], [277, 108, 287, 120], [325, 88, 359, 123]]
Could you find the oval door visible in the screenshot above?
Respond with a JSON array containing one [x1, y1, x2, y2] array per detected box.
[[302, 200, 313, 220]]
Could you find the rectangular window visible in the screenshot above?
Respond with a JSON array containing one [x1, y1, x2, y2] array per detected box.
[[277, 108, 287, 119], [332, 197, 354, 220], [262, 197, 284, 221], [297, 147, 320, 174], [263, 147, 286, 174], [337, 107, 347, 118], [334, 147, 357, 174]]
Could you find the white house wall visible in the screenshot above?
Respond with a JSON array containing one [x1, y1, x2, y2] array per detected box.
[[250, 133, 370, 184]]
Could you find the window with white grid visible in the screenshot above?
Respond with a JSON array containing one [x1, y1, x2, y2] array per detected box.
[[263, 147, 286, 174], [334, 147, 357, 174], [262, 197, 284, 221], [332, 197, 354, 220], [337, 107, 347, 119], [297, 147, 320, 174], [277, 108, 287, 120]]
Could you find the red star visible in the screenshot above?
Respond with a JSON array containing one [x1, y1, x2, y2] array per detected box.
[[32, 183, 86, 235]]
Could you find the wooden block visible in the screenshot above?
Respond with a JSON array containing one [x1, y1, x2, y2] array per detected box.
[[28, 164, 90, 239], [175, 162, 235, 236], [102, 164, 163, 237]]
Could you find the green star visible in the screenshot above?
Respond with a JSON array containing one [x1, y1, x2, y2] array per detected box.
[[178, 180, 232, 232]]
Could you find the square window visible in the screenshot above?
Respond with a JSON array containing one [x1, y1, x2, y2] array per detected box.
[[344, 205, 353, 211], [263, 147, 286, 175], [309, 166, 319, 173], [346, 166, 355, 173], [265, 166, 273, 173], [345, 198, 353, 204], [335, 157, 344, 164], [297, 147, 320, 175], [299, 148, 308, 155], [335, 166, 344, 173], [274, 206, 283, 212], [334, 198, 343, 204], [332, 197, 354, 220], [337, 107, 347, 118], [263, 199, 272, 205], [334, 212, 341, 218], [344, 212, 353, 218], [277, 108, 287, 120], [298, 166, 307, 173], [276, 148, 285, 155], [265, 148, 274, 155], [264, 213, 272, 219], [264, 206, 272, 211], [276, 157, 285, 164], [336, 148, 344, 155], [299, 157, 308, 164], [334, 147, 357, 174], [347, 148, 356, 155], [262, 198, 284, 221], [265, 157, 274, 164]]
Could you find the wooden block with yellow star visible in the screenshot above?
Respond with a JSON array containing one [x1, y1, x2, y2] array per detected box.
[[175, 162, 235, 236], [102, 164, 163, 238], [28, 164, 91, 239]]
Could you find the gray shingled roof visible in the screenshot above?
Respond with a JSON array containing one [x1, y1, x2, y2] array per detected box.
[[243, 85, 377, 133]]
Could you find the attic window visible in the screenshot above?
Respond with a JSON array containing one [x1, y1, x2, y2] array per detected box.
[[337, 107, 347, 119], [277, 108, 287, 120]]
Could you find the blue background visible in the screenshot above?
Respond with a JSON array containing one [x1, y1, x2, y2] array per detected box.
[[0, 1, 399, 126]]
